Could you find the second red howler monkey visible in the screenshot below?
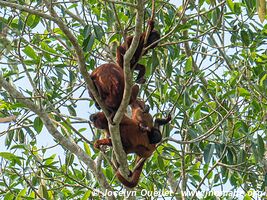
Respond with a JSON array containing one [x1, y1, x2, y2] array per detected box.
[[89, 20, 159, 115], [90, 100, 171, 188], [116, 20, 160, 84], [89, 63, 139, 117]]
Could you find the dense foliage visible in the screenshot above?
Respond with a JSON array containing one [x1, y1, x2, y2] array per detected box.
[[0, 0, 266, 199]]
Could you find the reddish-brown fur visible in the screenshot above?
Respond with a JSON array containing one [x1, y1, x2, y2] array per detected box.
[[90, 111, 155, 158], [90, 101, 171, 187], [116, 20, 160, 83], [89, 63, 139, 116]]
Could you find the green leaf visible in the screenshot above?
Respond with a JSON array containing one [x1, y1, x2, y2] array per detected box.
[[237, 149, 246, 164], [38, 184, 49, 199], [237, 87, 250, 97], [212, 8, 221, 26], [83, 34, 95, 52], [93, 25, 104, 40], [227, 148, 234, 164], [79, 128, 87, 132], [185, 56, 192, 73], [65, 153, 74, 166], [31, 15, 40, 28], [18, 129, 24, 143], [157, 156, 164, 171], [234, 2, 241, 14], [16, 188, 27, 200], [41, 42, 57, 54], [257, 134, 265, 159], [4, 192, 14, 200], [10, 144, 26, 150], [29, 191, 35, 198], [34, 117, 43, 133], [23, 46, 38, 60], [26, 14, 40, 28], [84, 142, 91, 156], [226, 0, 234, 12], [243, 194, 252, 200], [5, 130, 14, 148], [183, 91, 192, 107], [204, 144, 215, 164], [117, 12, 129, 23], [166, 57, 172, 78], [0, 152, 22, 164], [259, 73, 267, 86], [83, 25, 91, 38], [82, 190, 91, 200], [105, 168, 113, 180], [152, 50, 159, 70], [67, 105, 77, 116], [240, 30, 250, 46], [244, 0, 256, 17], [251, 143, 258, 162], [108, 33, 120, 43], [44, 154, 56, 165]]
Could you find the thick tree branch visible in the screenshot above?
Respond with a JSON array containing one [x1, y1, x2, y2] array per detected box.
[[0, 115, 16, 123], [108, 0, 145, 180], [113, 0, 144, 124], [42, 0, 132, 187], [0, 1, 55, 21], [0, 75, 114, 199], [0, 0, 144, 188], [0, 0, 110, 118], [42, 0, 110, 118]]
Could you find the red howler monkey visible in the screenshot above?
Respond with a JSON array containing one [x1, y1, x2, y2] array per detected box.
[[90, 101, 171, 187], [115, 108, 171, 188], [116, 20, 160, 84], [89, 21, 159, 114], [89, 63, 139, 117]]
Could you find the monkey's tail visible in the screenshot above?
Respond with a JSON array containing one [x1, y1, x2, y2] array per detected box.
[[116, 158, 146, 188], [154, 114, 171, 129]]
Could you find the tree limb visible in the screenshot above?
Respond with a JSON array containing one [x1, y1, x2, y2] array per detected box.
[[42, 0, 110, 118], [0, 75, 114, 199], [0, 0, 109, 116], [0, 0, 143, 188], [0, 1, 55, 21], [0, 115, 16, 123], [109, 0, 144, 181]]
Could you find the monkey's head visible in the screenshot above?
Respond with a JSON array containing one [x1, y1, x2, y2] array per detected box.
[[90, 112, 108, 130], [148, 128, 162, 144], [131, 99, 153, 128], [148, 114, 171, 144]]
